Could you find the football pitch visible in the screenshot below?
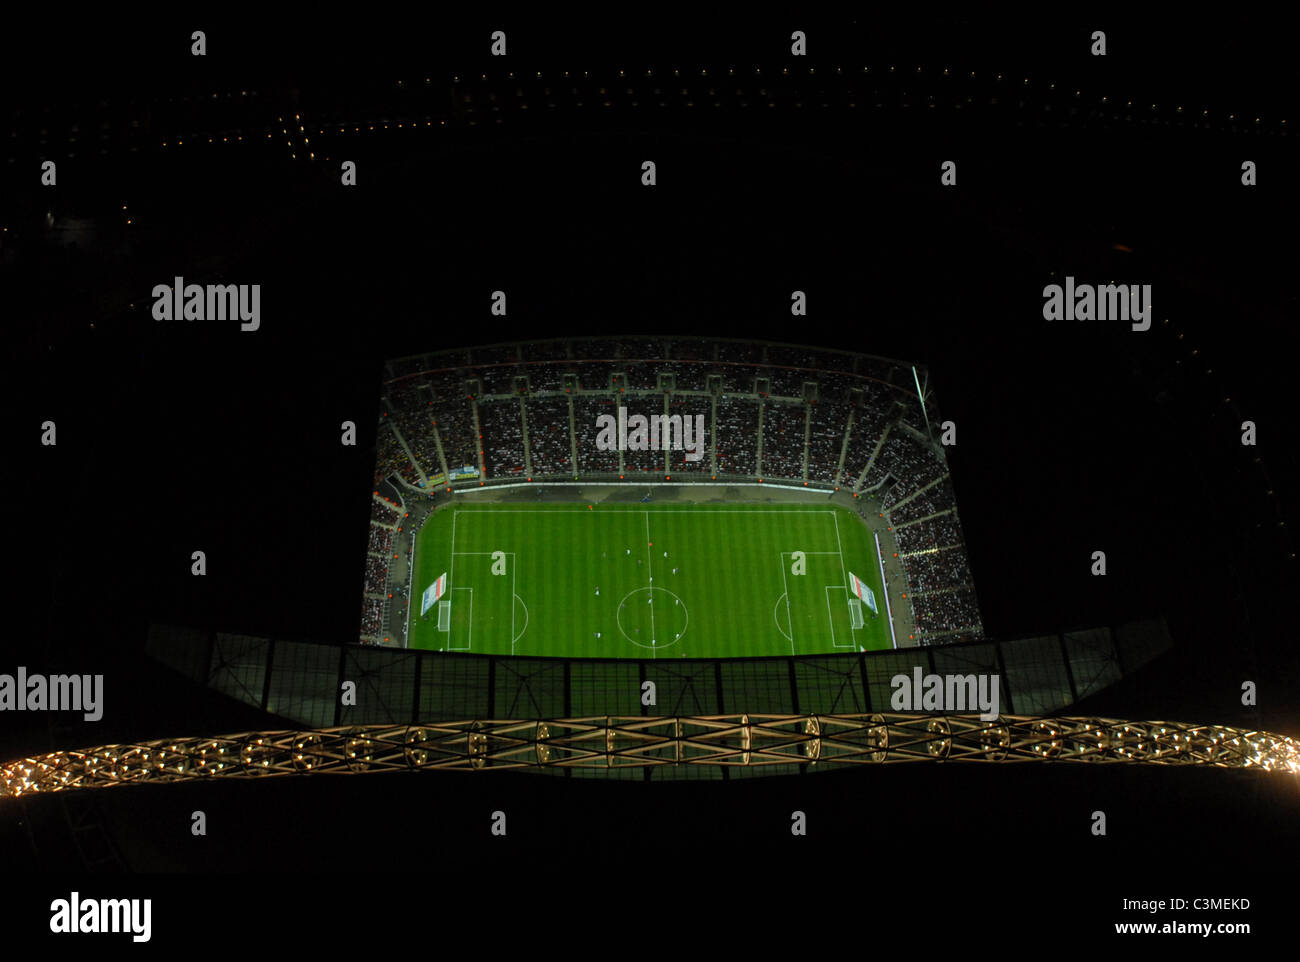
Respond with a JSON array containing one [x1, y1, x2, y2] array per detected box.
[[409, 502, 893, 659]]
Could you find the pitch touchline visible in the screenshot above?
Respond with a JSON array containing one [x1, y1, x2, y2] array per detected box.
[[448, 509, 842, 513], [832, 511, 857, 639]]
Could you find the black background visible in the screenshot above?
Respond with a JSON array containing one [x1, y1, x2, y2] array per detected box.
[[2, 11, 1296, 946]]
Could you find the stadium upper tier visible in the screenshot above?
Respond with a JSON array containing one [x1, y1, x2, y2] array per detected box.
[[378, 337, 941, 492]]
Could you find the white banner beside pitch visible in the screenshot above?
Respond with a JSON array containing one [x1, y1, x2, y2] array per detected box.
[[421, 572, 447, 616], [847, 572, 878, 615]]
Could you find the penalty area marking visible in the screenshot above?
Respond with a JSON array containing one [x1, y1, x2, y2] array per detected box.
[[825, 585, 856, 648], [450, 551, 520, 653], [447, 587, 472, 651], [512, 593, 529, 654], [773, 593, 792, 641]]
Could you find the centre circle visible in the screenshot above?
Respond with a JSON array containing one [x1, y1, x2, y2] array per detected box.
[[615, 586, 689, 649]]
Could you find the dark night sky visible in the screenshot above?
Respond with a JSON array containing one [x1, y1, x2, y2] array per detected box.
[[1, 12, 1296, 946]]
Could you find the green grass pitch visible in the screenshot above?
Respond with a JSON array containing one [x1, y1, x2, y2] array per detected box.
[[408, 502, 893, 658]]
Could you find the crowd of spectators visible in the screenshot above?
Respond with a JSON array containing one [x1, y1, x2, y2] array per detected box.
[[763, 367, 810, 398], [712, 340, 765, 364], [618, 423, 660, 475], [812, 369, 861, 405], [715, 396, 759, 475], [665, 338, 712, 362], [923, 543, 976, 589], [370, 499, 400, 526], [576, 362, 614, 392], [669, 397, 710, 473], [704, 363, 761, 394], [423, 370, 467, 402], [431, 397, 477, 472], [893, 514, 964, 554], [840, 388, 899, 482], [368, 524, 394, 557], [523, 359, 564, 392], [398, 459, 423, 488], [360, 597, 384, 636], [615, 361, 659, 391], [378, 343, 960, 497], [622, 338, 667, 360], [384, 381, 440, 482], [573, 397, 620, 473], [390, 411, 438, 483], [363, 552, 389, 595], [760, 401, 806, 479], [622, 408, 667, 473], [871, 433, 944, 507], [477, 399, 526, 477], [473, 363, 521, 396], [525, 397, 572, 475], [807, 400, 851, 484], [912, 587, 980, 636], [373, 422, 410, 486], [654, 361, 703, 392], [890, 479, 957, 524]]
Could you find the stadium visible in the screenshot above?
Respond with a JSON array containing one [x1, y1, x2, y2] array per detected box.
[[124, 334, 1187, 782], [69, 333, 1162, 783], [366, 335, 984, 656]]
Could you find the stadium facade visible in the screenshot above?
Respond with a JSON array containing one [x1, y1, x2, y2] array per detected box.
[[142, 617, 1174, 781]]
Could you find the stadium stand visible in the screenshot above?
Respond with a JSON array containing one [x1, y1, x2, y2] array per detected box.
[[573, 396, 620, 474], [759, 401, 806, 479], [474, 363, 520, 396], [432, 398, 477, 474], [668, 395, 710, 473], [524, 397, 572, 476], [807, 399, 851, 484], [370, 499, 400, 525], [373, 422, 410, 486], [363, 553, 390, 595], [367, 525, 394, 557], [715, 396, 760, 476], [360, 597, 384, 637], [478, 400, 526, 479]]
